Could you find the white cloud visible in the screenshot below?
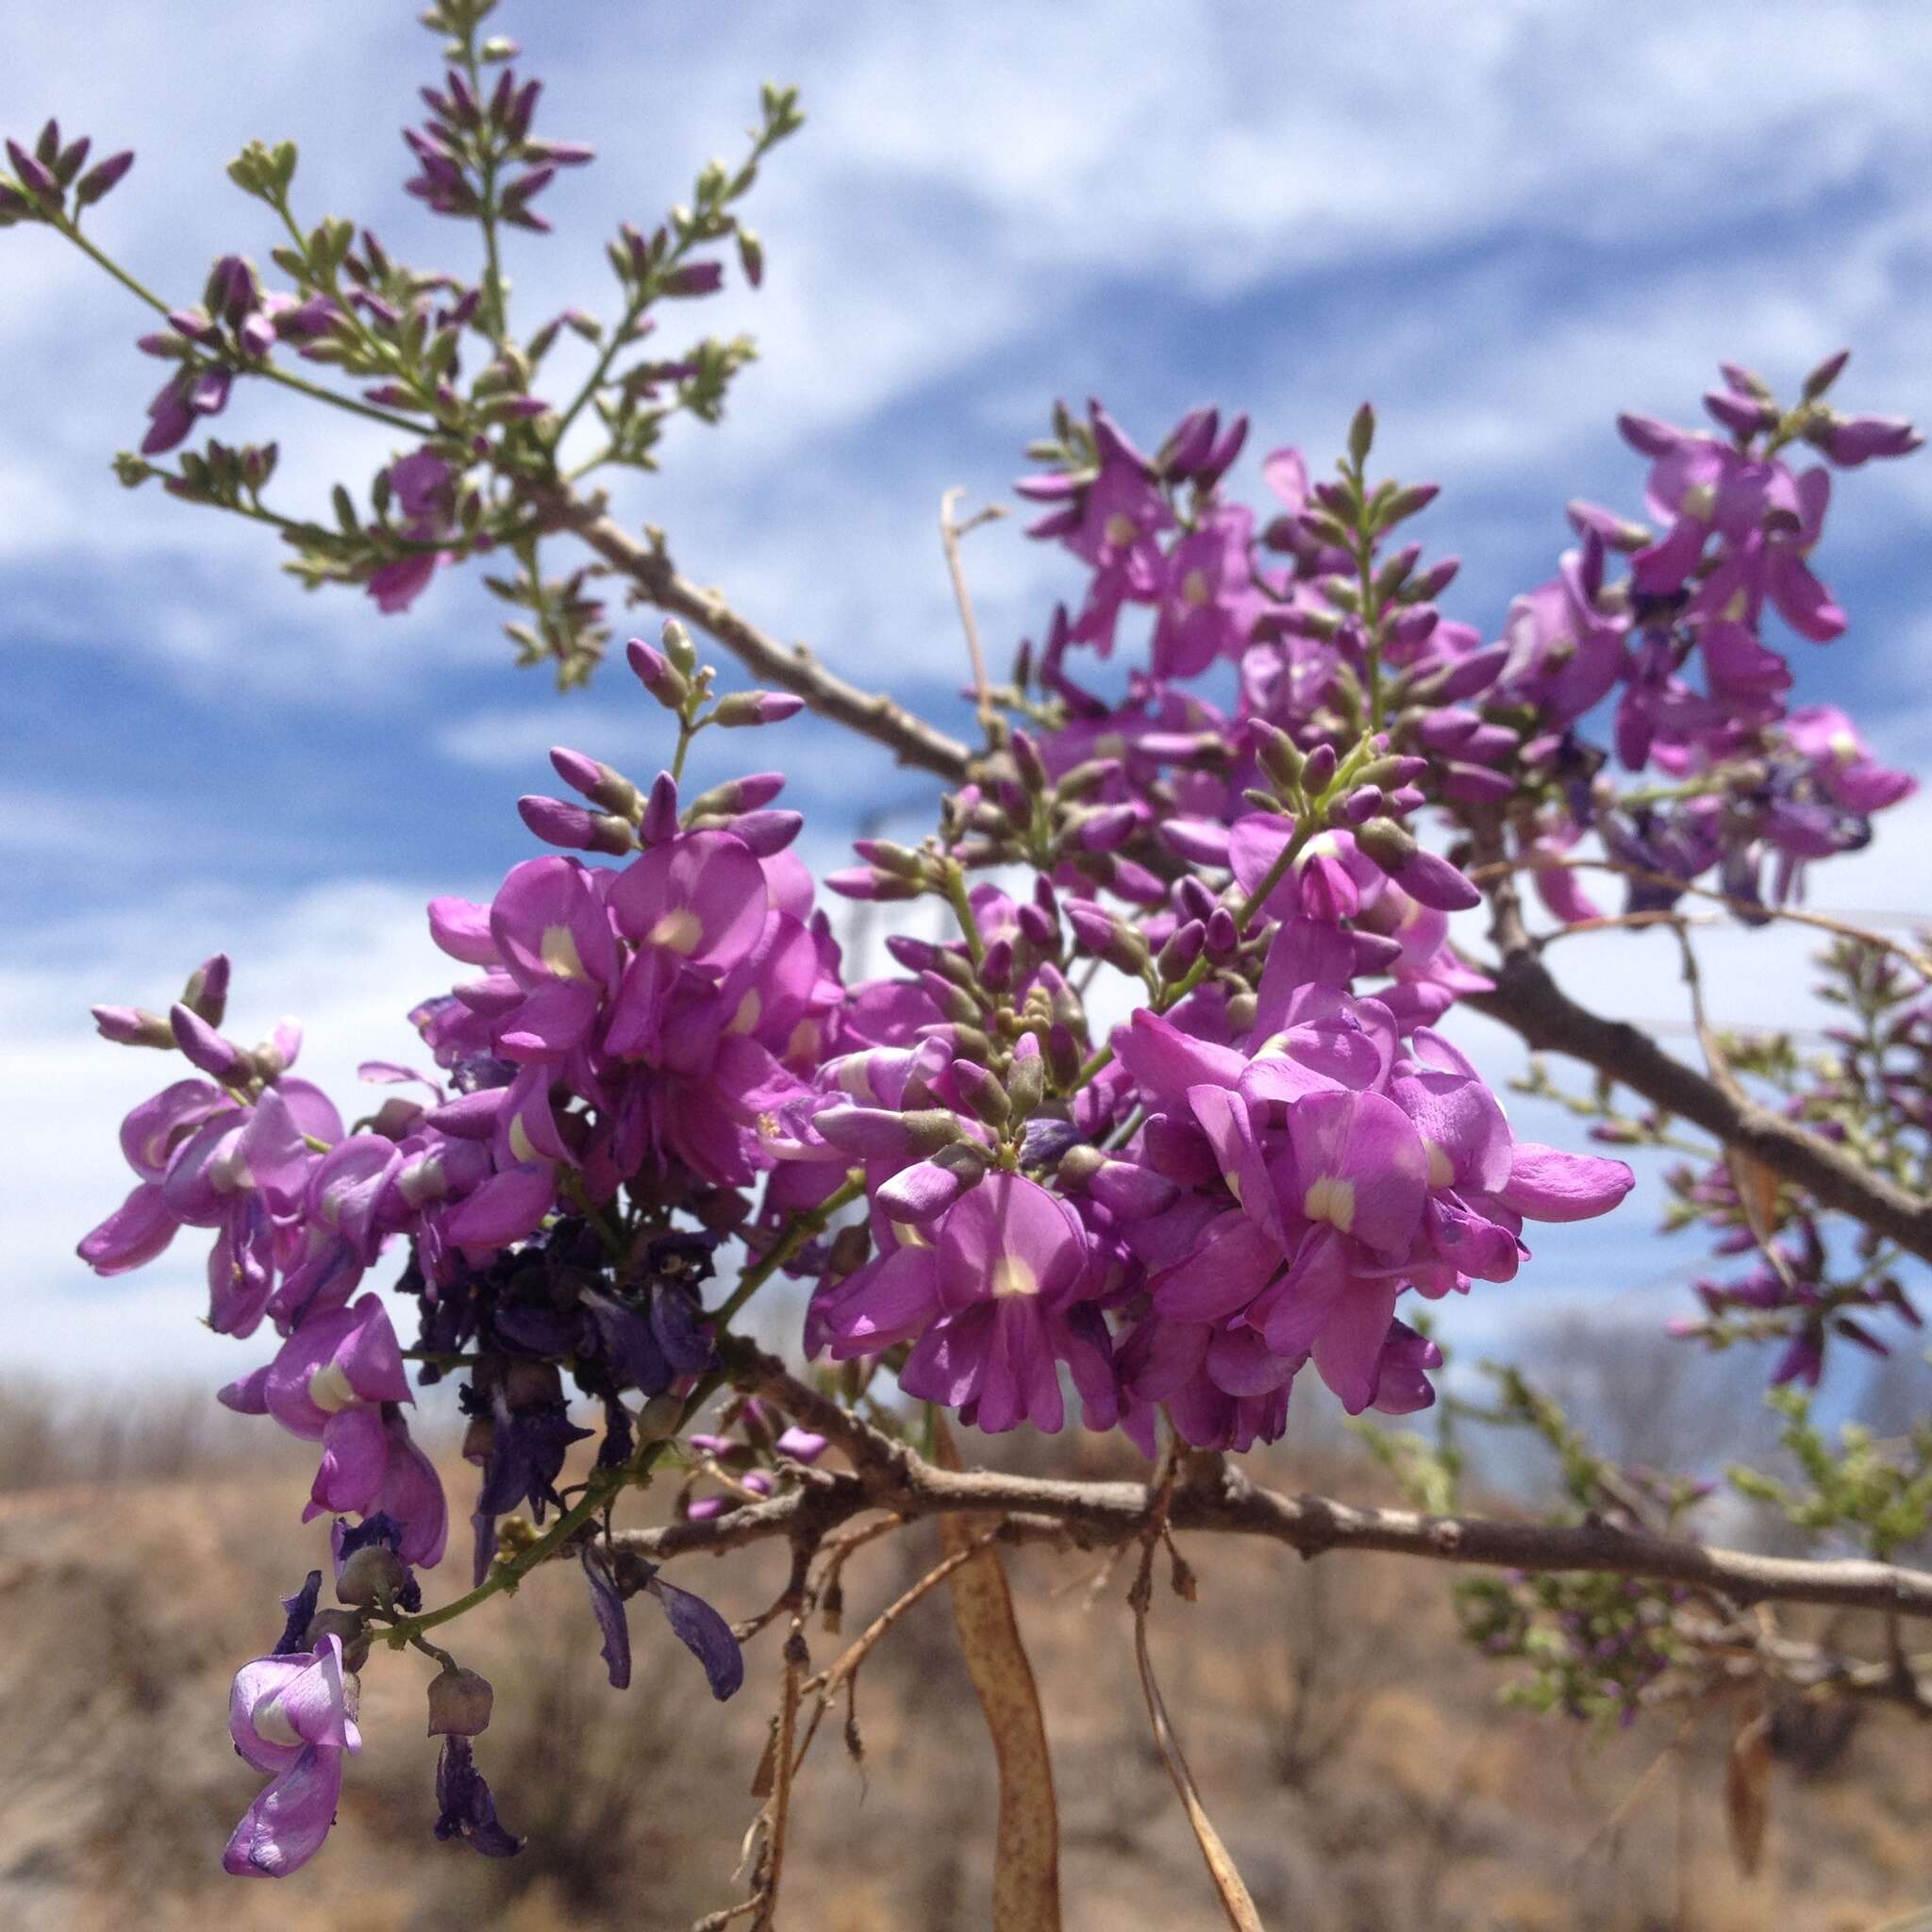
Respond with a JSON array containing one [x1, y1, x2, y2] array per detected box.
[[2, 879, 458, 1380]]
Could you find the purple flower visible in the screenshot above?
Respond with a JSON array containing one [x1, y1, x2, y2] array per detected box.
[[434, 1737, 522, 1857], [223, 1635, 361, 1877], [822, 1173, 1114, 1435]]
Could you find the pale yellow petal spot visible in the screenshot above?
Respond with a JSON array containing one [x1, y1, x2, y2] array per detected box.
[[541, 923, 587, 980], [648, 908, 704, 956], [991, 1253, 1040, 1298], [1303, 1174, 1357, 1234], [308, 1360, 359, 1415]]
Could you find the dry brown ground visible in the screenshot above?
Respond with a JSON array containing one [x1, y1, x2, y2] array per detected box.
[[2, 1385, 1929, 1932]]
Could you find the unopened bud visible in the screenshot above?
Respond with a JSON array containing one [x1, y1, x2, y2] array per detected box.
[[713, 690, 805, 728], [1007, 1043, 1045, 1116], [1054, 757, 1118, 803], [1346, 400, 1375, 469], [626, 637, 689, 708], [827, 1223, 874, 1279], [951, 1059, 1010, 1125], [180, 954, 231, 1027], [550, 746, 640, 818], [659, 618, 698, 675], [1300, 743, 1339, 794], [851, 839, 926, 881], [919, 971, 983, 1028], [92, 1005, 175, 1048], [1157, 920, 1205, 981], [1251, 720, 1303, 791], [641, 771, 679, 844], [1011, 729, 1050, 795], [1045, 1022, 1082, 1090], [169, 1004, 243, 1079], [1204, 907, 1240, 964], [517, 795, 636, 856]]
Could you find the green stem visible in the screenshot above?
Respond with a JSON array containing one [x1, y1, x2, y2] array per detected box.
[[941, 863, 987, 970], [460, 37, 511, 347], [714, 1172, 863, 1326]]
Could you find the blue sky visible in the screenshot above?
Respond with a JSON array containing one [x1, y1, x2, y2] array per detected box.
[[5, 1, 1931, 1388]]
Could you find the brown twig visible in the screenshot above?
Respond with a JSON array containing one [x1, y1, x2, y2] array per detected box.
[[940, 485, 1006, 737], [608, 1433, 1932, 1621], [564, 504, 976, 780]]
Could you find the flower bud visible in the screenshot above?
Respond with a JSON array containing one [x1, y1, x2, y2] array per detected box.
[[641, 771, 679, 844], [728, 809, 804, 857], [1353, 817, 1481, 911], [851, 838, 926, 881], [919, 972, 983, 1028], [170, 1003, 244, 1079], [979, 937, 1015, 993], [517, 794, 636, 855], [550, 746, 640, 818], [713, 690, 805, 728], [1346, 401, 1375, 469], [1054, 757, 1119, 803], [657, 618, 698, 674], [625, 637, 689, 708], [686, 772, 785, 817], [1204, 906, 1240, 964], [1015, 902, 1058, 950], [1300, 743, 1338, 794], [824, 867, 921, 902], [427, 1665, 495, 1738], [1011, 729, 1050, 795], [1250, 720, 1303, 792], [92, 1005, 175, 1048], [885, 934, 941, 973], [827, 1222, 874, 1280], [1045, 1022, 1082, 1090], [1800, 348, 1850, 403], [178, 954, 231, 1027], [951, 1059, 1010, 1125], [74, 148, 134, 207], [1157, 919, 1205, 981], [1007, 1041, 1045, 1116], [876, 1142, 988, 1222]]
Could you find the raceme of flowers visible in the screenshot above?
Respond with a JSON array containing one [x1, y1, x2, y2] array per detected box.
[[79, 564, 1651, 1869]]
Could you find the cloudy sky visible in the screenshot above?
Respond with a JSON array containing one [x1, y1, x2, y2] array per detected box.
[[5, 1, 1931, 1391]]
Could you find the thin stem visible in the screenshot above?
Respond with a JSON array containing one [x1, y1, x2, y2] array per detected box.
[[941, 862, 987, 971], [940, 486, 1002, 739], [54, 213, 425, 438], [714, 1173, 863, 1327], [55, 216, 170, 315]]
